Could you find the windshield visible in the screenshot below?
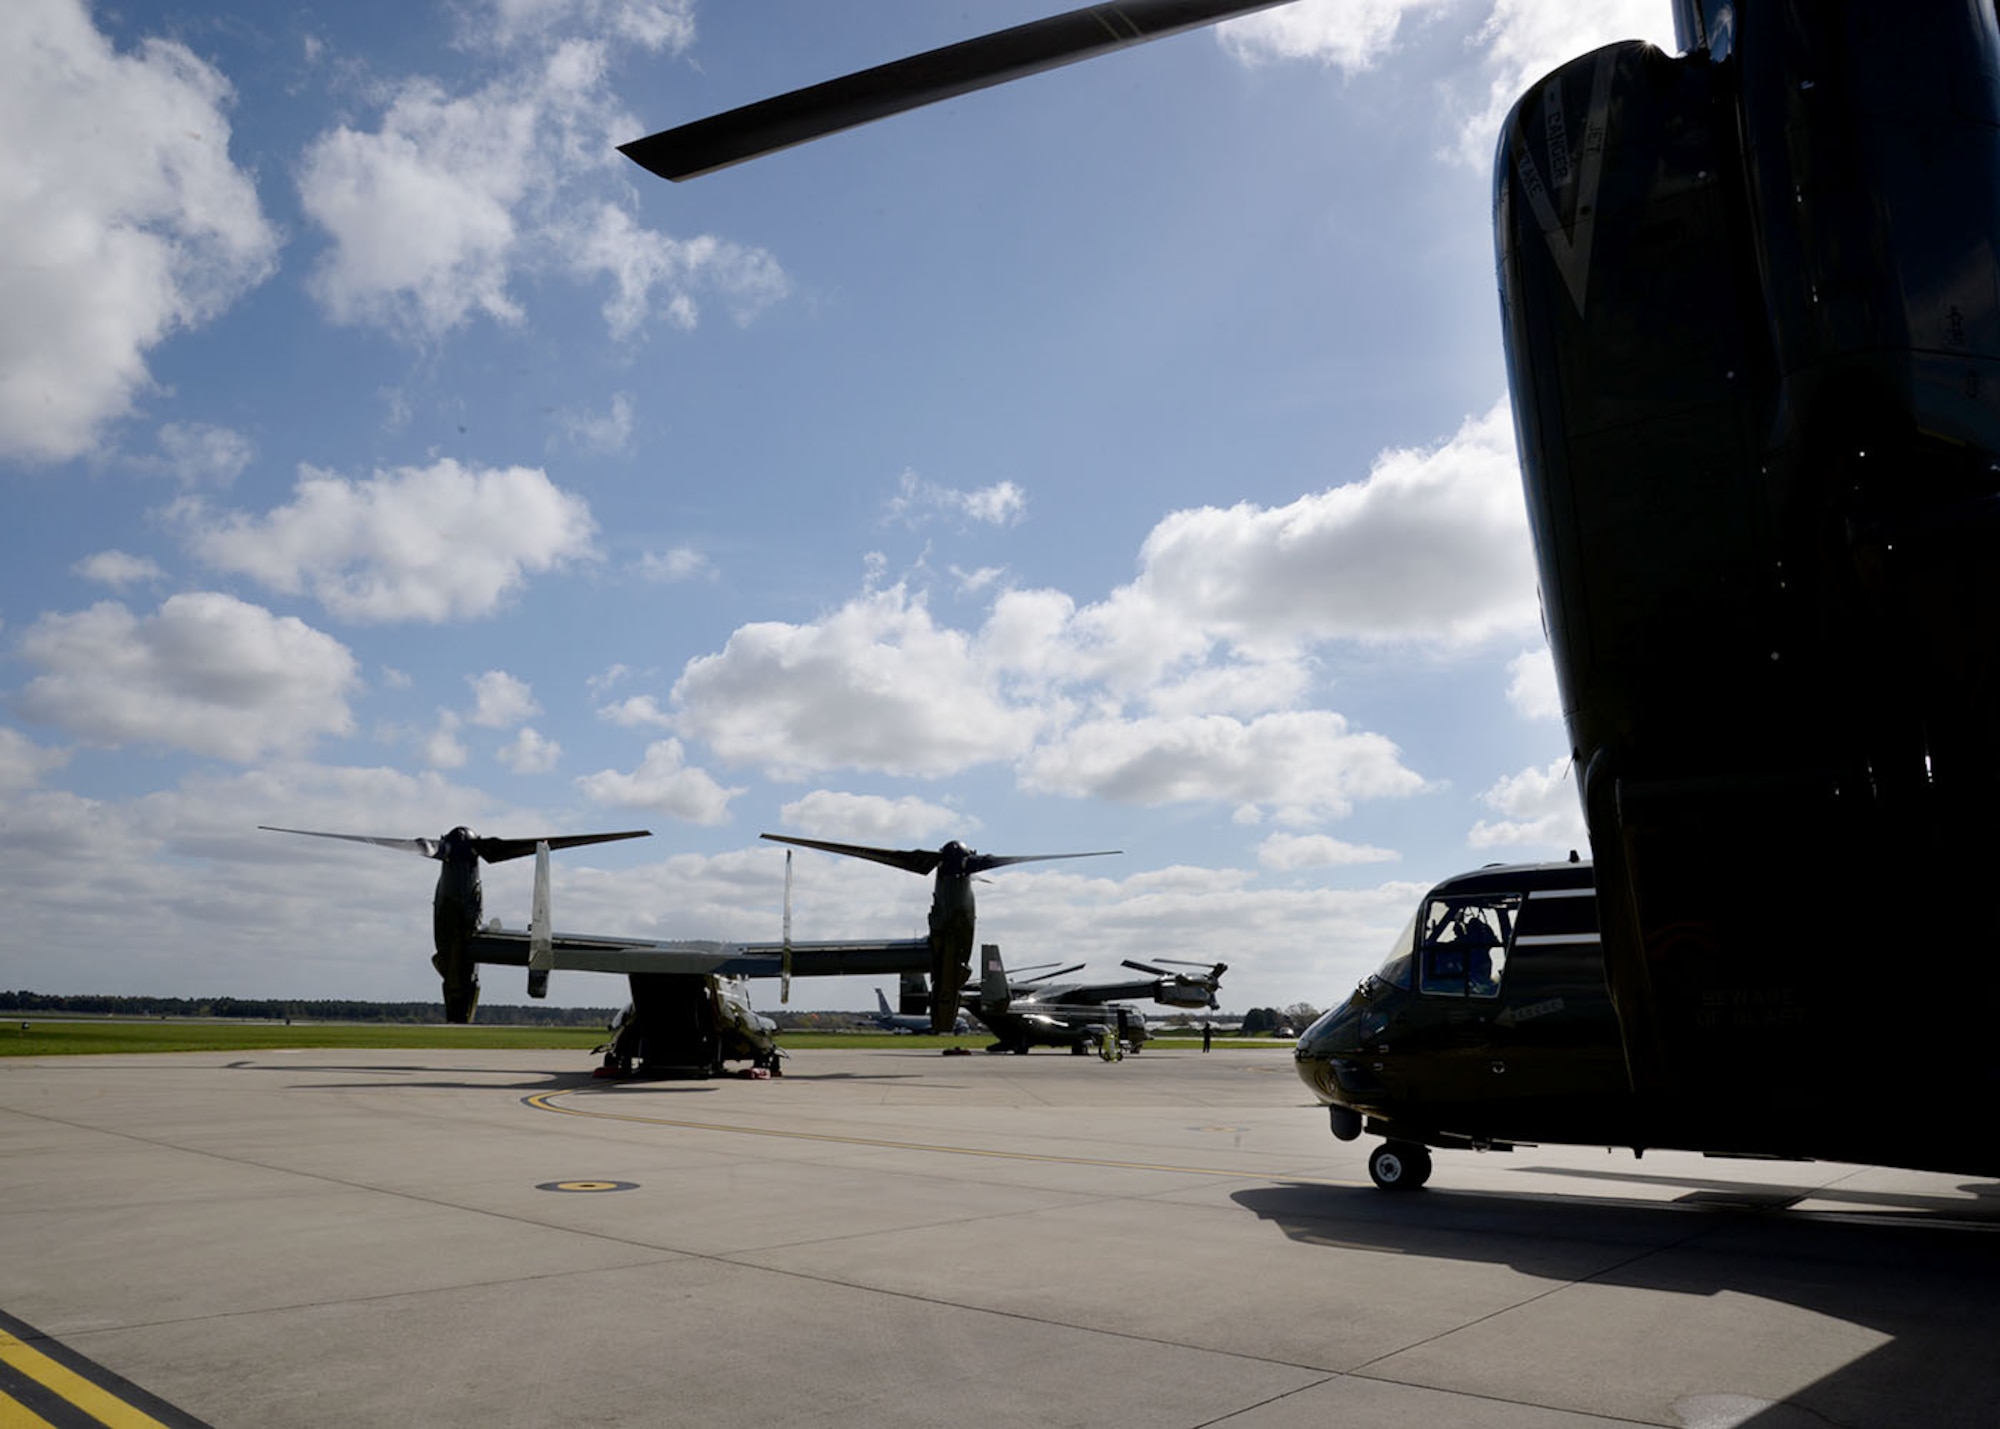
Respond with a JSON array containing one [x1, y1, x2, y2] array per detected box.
[[1369, 906, 1420, 991]]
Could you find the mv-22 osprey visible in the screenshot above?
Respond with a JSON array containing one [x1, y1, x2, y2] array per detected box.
[[265, 824, 1112, 1074], [620, 1, 2000, 1180]]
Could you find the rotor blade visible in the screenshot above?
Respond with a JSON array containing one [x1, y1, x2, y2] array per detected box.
[[781, 849, 794, 1005], [258, 826, 439, 859], [1020, 962, 1087, 983], [1154, 957, 1225, 970], [1121, 959, 1172, 976], [620, 0, 1295, 182], [963, 849, 1121, 875], [473, 830, 651, 864], [760, 834, 941, 877]]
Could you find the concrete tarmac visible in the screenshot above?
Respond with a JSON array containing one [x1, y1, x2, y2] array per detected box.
[[3, 1044, 1998, 1428]]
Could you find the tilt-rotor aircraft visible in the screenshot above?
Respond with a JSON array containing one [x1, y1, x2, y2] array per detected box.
[[760, 834, 1120, 1032], [262, 827, 939, 1076], [873, 951, 1222, 1043], [622, 2, 2000, 1182], [948, 949, 1227, 1055]]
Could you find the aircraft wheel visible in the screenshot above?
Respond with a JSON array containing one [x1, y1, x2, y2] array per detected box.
[[1368, 1141, 1432, 1192]]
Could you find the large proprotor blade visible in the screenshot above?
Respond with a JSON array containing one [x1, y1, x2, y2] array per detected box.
[[471, 830, 650, 864], [257, 826, 650, 863], [259, 826, 441, 859], [760, 834, 943, 876], [620, 0, 1294, 181], [962, 849, 1120, 875], [759, 834, 1120, 878]]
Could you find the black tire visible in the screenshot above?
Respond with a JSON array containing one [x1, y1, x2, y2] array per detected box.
[[1368, 1141, 1432, 1192]]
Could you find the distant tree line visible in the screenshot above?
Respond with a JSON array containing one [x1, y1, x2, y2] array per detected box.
[[1239, 1003, 1323, 1035], [1, 991, 614, 1027], [5, 991, 1325, 1032]]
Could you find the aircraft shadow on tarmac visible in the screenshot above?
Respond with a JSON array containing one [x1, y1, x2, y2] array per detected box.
[[223, 1060, 934, 1092], [1233, 1178, 2000, 1428], [223, 1061, 630, 1093]]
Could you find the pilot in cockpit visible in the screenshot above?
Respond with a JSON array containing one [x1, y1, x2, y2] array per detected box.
[[1426, 910, 1499, 994], [1454, 914, 1499, 995]]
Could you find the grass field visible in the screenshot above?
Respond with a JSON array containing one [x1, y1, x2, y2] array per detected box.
[[1, 1020, 1291, 1058]]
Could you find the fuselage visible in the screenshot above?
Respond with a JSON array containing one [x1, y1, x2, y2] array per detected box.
[[1498, 3, 2000, 1174], [972, 999, 1147, 1054]]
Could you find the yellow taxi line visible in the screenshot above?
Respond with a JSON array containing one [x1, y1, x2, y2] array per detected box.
[[0, 1328, 179, 1429]]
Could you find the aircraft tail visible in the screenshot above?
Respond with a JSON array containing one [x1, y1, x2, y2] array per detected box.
[[527, 840, 552, 998], [876, 987, 894, 1017], [980, 943, 1009, 1011]]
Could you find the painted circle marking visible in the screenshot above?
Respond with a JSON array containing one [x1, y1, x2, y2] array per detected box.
[[536, 1179, 639, 1193]]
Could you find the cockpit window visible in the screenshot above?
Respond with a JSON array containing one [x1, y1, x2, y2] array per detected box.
[[1417, 894, 1518, 998]]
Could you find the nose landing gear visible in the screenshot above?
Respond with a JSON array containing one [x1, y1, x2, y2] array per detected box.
[[1367, 1140, 1432, 1191]]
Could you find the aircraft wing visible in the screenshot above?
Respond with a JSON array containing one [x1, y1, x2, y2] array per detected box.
[[469, 929, 934, 979], [733, 937, 936, 979], [470, 927, 756, 975]]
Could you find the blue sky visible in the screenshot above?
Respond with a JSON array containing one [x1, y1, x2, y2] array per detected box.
[[1, 0, 1676, 1017]]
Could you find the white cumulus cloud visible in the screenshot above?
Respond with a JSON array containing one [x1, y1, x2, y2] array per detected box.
[[576, 738, 741, 824], [0, 727, 71, 792], [776, 791, 970, 844], [186, 458, 598, 622], [1468, 756, 1586, 850], [462, 0, 697, 55], [1258, 832, 1400, 870], [635, 547, 714, 583], [298, 41, 785, 344], [886, 470, 1027, 530], [1217, 0, 1454, 72], [73, 551, 167, 589], [0, 0, 278, 463], [15, 594, 358, 761], [1021, 711, 1429, 826], [466, 670, 540, 728], [497, 726, 561, 774], [597, 695, 674, 729], [1506, 646, 1562, 720], [672, 585, 1046, 779], [565, 203, 790, 339], [143, 421, 255, 487], [1126, 400, 1538, 650]]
